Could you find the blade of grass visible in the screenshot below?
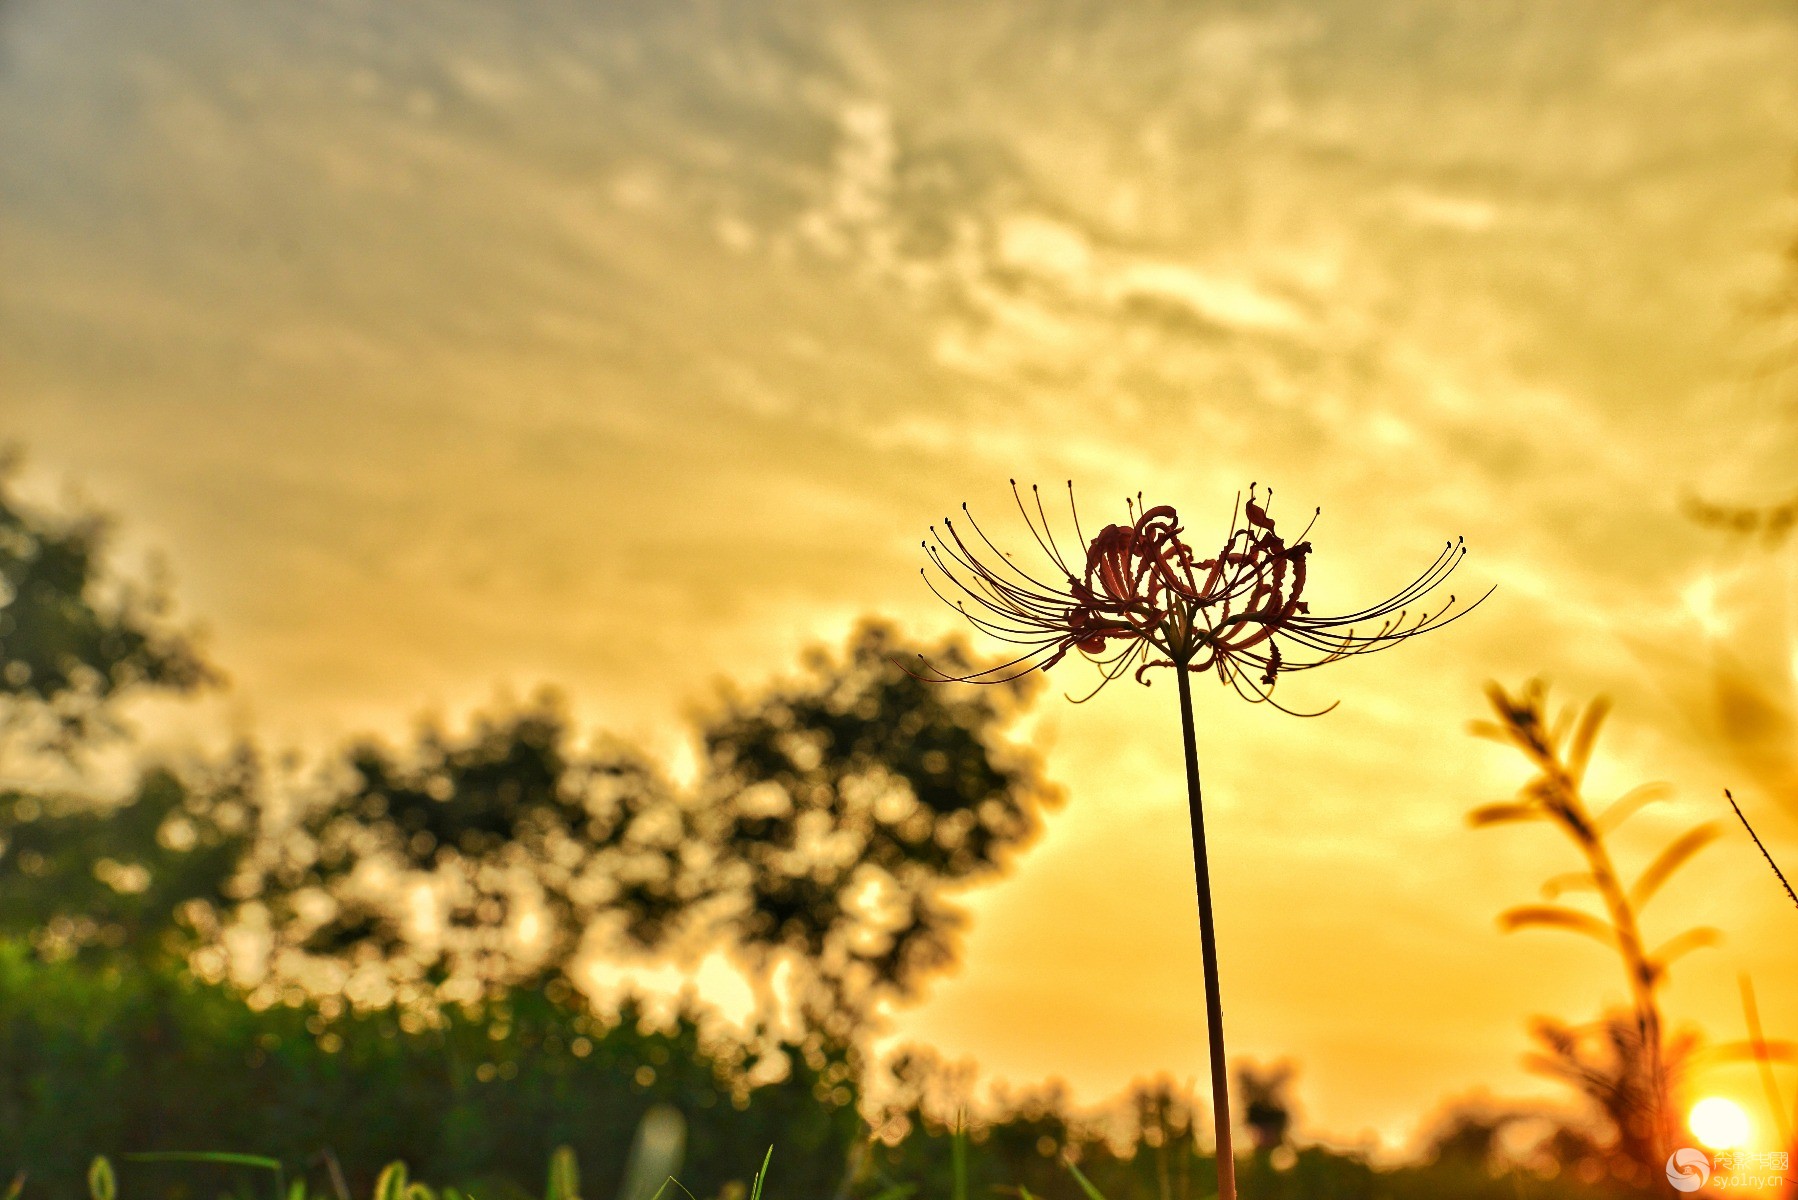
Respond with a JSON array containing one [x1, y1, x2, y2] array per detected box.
[[313, 1149, 351, 1200], [1064, 1158, 1106, 1200], [88, 1157, 115, 1200], [749, 1148, 773, 1200], [124, 1151, 285, 1200], [125, 1154, 283, 1171]]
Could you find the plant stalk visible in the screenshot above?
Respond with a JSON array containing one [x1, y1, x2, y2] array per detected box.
[[1176, 667, 1235, 1200], [1571, 818, 1668, 1162], [1542, 755, 1669, 1166]]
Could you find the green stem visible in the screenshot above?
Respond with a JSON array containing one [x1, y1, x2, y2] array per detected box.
[[1177, 667, 1235, 1200]]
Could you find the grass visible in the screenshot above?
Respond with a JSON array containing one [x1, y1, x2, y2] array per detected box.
[[77, 1145, 1054, 1200]]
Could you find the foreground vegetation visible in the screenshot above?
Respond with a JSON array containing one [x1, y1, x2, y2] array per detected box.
[[1, 948, 1644, 1200]]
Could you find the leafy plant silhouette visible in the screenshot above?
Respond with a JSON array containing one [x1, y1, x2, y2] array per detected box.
[[1470, 681, 1722, 1186]]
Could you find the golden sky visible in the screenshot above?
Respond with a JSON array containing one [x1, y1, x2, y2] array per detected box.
[[7, 0, 1798, 1155]]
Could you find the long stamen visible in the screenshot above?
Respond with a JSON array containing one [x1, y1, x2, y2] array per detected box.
[[1031, 484, 1073, 576], [1010, 480, 1076, 579], [1067, 480, 1087, 552]]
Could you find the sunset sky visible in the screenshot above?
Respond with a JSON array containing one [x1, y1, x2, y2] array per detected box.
[[7, 0, 1798, 1156]]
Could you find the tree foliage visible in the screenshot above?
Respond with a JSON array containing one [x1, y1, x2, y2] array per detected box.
[[0, 460, 225, 960], [0, 457, 213, 752], [692, 622, 1055, 1036], [1, 605, 1057, 1043], [266, 622, 1057, 1039], [0, 756, 258, 964]]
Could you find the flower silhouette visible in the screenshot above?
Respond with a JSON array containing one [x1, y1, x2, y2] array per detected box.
[[918, 480, 1482, 711], [912, 479, 1487, 1200]]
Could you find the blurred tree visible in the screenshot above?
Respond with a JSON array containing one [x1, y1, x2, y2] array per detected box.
[[1237, 1062, 1294, 1157], [261, 621, 1058, 1041], [1126, 1079, 1198, 1200], [692, 621, 1056, 1040], [0, 452, 213, 754], [0, 455, 1057, 1047], [1420, 1105, 1520, 1175], [0, 454, 225, 964], [262, 695, 658, 1002], [0, 754, 258, 965]]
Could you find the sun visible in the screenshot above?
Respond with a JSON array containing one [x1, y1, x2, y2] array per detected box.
[[1690, 1097, 1752, 1150]]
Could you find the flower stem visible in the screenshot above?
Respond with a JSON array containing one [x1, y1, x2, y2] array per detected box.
[[1176, 666, 1235, 1200]]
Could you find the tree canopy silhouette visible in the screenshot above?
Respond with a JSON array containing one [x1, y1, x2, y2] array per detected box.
[[0, 757, 258, 965], [264, 622, 1057, 1039], [0, 455, 213, 753], [0, 459, 224, 962], [0, 459, 1057, 1040]]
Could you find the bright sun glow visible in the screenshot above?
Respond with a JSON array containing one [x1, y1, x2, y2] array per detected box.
[[1690, 1097, 1752, 1149]]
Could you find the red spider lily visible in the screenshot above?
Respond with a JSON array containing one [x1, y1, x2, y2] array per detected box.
[[917, 480, 1484, 712], [912, 479, 1486, 1200]]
